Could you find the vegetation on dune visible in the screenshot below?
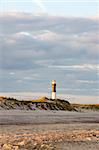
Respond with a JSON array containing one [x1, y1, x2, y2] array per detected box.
[[72, 104, 99, 111], [31, 97, 48, 102], [1, 96, 98, 111], [0, 96, 75, 111]]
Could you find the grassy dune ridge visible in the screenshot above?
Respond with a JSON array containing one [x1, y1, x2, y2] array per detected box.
[[0, 96, 75, 111], [0, 96, 99, 111], [72, 104, 99, 111]]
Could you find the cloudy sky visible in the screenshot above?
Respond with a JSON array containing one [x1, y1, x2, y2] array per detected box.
[[0, 0, 99, 103]]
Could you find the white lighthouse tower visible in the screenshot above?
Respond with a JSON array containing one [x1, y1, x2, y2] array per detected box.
[[52, 80, 56, 100]]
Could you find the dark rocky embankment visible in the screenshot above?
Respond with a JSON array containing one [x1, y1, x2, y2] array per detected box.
[[0, 97, 76, 111]]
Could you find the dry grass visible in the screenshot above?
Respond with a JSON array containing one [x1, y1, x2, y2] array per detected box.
[[72, 104, 99, 111]]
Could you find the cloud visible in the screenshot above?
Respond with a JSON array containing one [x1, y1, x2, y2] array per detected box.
[[33, 0, 46, 12], [49, 64, 99, 71], [0, 12, 98, 99], [9, 72, 15, 75]]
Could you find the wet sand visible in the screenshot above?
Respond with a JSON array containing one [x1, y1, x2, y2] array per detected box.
[[0, 110, 99, 124], [0, 110, 99, 149]]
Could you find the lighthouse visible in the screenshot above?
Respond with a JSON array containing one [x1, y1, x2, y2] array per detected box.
[[52, 80, 56, 100]]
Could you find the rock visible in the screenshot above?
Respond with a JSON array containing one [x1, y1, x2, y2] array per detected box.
[[86, 137, 91, 141], [17, 140, 25, 146], [3, 143, 12, 149], [13, 146, 19, 150]]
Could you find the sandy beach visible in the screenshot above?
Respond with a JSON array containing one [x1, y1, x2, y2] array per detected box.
[[0, 110, 99, 149], [0, 110, 99, 124]]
